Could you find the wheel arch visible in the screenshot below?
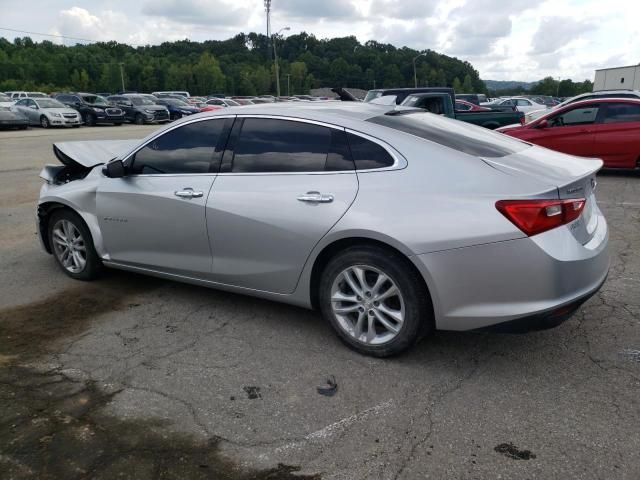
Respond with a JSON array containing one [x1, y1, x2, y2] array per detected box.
[[38, 200, 104, 257], [307, 236, 436, 323]]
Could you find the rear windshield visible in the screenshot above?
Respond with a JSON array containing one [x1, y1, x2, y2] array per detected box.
[[364, 91, 383, 102], [367, 112, 529, 158]]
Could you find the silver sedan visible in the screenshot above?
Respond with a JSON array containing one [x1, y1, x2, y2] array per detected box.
[[36, 103, 609, 356], [12, 98, 81, 128]]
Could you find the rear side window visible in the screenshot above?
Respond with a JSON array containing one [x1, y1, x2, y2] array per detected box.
[[347, 133, 395, 169], [601, 103, 640, 123], [231, 118, 353, 173], [367, 112, 528, 158], [130, 119, 226, 174]]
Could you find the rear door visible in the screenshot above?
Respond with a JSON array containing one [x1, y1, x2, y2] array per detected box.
[[536, 104, 599, 157], [206, 116, 358, 293], [592, 102, 640, 168], [97, 117, 232, 275]]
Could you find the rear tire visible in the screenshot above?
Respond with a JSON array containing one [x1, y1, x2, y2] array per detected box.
[[48, 209, 103, 281], [318, 245, 433, 357]]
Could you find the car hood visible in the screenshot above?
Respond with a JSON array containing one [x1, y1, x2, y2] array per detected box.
[[142, 105, 168, 111], [44, 108, 80, 115], [53, 140, 139, 168]]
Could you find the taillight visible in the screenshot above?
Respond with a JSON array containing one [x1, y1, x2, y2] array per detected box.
[[496, 198, 586, 236]]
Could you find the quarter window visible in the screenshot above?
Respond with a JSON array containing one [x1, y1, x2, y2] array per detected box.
[[130, 120, 225, 174], [231, 118, 334, 173], [347, 133, 395, 169], [602, 103, 640, 124]]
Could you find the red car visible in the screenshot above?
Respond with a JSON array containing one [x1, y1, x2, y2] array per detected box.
[[197, 103, 223, 113], [498, 98, 640, 169], [454, 99, 491, 112]]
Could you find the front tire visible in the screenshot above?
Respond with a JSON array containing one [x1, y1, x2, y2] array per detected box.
[[48, 209, 102, 281], [134, 113, 144, 125], [83, 113, 96, 126], [318, 246, 433, 357], [40, 115, 50, 128]]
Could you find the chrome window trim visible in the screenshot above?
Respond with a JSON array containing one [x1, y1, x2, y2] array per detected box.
[[117, 113, 405, 178]]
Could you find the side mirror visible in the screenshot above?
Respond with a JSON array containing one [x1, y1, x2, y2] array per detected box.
[[103, 159, 126, 178], [536, 119, 548, 129]]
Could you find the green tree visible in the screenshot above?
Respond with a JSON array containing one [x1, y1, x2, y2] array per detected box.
[[452, 77, 462, 92], [192, 52, 225, 95], [462, 74, 473, 93], [289, 61, 307, 94]]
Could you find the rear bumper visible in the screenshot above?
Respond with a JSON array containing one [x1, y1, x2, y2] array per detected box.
[[412, 211, 609, 331], [476, 273, 606, 333]]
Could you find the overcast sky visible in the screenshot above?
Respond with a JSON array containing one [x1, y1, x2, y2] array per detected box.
[[0, 0, 635, 81]]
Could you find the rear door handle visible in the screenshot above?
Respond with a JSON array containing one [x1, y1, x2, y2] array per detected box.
[[174, 188, 204, 199], [297, 191, 334, 203]]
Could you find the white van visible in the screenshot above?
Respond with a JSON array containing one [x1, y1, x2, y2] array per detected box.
[[5, 91, 49, 99]]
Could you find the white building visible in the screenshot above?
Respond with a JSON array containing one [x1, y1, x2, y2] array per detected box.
[[593, 65, 640, 91]]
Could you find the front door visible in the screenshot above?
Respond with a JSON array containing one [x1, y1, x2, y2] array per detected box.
[[206, 117, 359, 294], [97, 118, 231, 275], [536, 104, 599, 157]]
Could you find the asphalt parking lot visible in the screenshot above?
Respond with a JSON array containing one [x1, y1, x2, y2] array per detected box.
[[0, 125, 639, 479]]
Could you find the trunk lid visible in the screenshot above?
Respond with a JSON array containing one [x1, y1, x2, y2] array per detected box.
[[484, 146, 603, 245], [53, 140, 138, 168]]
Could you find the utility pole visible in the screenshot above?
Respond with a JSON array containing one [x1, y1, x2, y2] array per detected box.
[[273, 27, 290, 98], [118, 63, 125, 93], [286, 74, 291, 96]]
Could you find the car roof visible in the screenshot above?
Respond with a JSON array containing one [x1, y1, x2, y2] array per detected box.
[[192, 102, 391, 124]]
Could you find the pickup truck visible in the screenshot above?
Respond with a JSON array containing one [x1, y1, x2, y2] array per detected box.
[[400, 91, 524, 129]]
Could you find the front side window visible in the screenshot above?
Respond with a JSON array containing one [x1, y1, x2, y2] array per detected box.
[[455, 101, 471, 111], [550, 106, 599, 127], [130, 120, 226, 174], [231, 119, 335, 173], [601, 103, 640, 124]]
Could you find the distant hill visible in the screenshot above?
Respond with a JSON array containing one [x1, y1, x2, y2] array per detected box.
[[483, 80, 536, 91]]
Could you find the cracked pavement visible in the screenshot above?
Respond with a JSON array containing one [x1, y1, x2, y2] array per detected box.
[[1, 127, 639, 479]]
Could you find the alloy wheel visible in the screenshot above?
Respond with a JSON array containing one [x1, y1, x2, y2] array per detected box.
[[40, 116, 49, 128], [51, 219, 87, 273], [330, 265, 405, 345]]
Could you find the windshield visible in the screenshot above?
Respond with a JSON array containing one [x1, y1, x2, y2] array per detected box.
[[0, 93, 11, 101], [36, 99, 66, 109], [83, 95, 110, 106], [364, 91, 383, 102], [131, 97, 155, 106], [367, 111, 530, 158], [225, 99, 240, 106], [166, 99, 189, 106]]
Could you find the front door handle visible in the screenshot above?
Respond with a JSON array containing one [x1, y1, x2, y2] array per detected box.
[[297, 191, 334, 203], [174, 188, 204, 199]]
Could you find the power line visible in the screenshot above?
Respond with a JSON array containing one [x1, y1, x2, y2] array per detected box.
[[0, 27, 145, 47]]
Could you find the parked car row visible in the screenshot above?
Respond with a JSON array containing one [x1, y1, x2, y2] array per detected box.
[[0, 90, 333, 130]]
